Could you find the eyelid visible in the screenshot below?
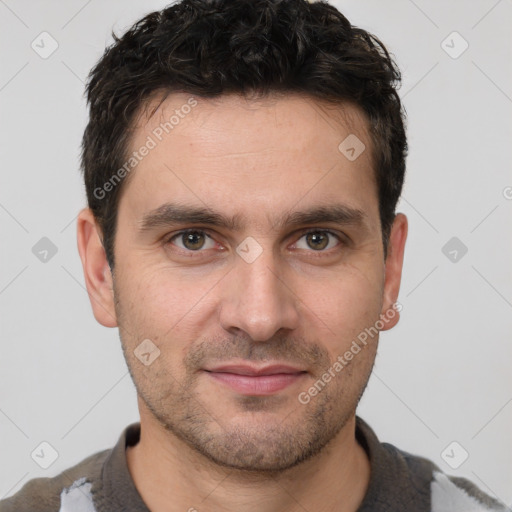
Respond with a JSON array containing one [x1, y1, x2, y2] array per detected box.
[[291, 228, 344, 251], [164, 227, 347, 254], [165, 229, 217, 250], [297, 227, 345, 241]]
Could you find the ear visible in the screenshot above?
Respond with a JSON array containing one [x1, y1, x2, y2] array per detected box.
[[379, 213, 408, 331], [76, 208, 118, 328]]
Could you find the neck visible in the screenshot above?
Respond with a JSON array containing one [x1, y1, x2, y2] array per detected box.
[[126, 406, 371, 512]]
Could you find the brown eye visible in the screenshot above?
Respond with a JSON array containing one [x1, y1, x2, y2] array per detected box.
[[294, 230, 341, 252], [182, 231, 205, 250], [168, 230, 215, 251], [305, 232, 329, 250]]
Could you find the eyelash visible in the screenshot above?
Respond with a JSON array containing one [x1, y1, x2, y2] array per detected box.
[[163, 228, 346, 256]]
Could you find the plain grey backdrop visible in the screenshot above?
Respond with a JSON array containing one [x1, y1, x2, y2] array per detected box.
[[1, 0, 511, 505]]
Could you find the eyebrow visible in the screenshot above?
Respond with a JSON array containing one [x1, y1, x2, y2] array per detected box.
[[138, 202, 368, 235]]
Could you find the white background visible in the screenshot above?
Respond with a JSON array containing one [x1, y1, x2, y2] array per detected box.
[[1, 0, 511, 506]]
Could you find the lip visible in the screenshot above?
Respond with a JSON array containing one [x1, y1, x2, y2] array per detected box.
[[204, 363, 307, 395], [204, 364, 306, 376]]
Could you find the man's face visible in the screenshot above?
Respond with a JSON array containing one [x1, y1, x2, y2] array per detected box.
[[107, 92, 400, 473]]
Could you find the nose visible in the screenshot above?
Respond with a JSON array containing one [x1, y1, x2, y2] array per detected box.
[[219, 247, 300, 342]]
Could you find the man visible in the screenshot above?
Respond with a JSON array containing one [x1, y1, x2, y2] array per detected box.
[[0, 0, 506, 511]]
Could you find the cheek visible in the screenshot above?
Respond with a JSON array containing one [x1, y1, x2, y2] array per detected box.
[[297, 266, 383, 353], [117, 264, 220, 344], [115, 269, 211, 386]]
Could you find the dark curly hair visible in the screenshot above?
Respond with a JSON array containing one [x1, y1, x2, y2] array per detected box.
[[82, 0, 407, 269]]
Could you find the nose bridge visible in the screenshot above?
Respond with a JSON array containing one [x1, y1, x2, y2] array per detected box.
[[219, 241, 299, 341]]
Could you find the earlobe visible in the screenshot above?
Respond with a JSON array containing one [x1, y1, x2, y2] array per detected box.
[[76, 208, 118, 328], [380, 213, 408, 331]]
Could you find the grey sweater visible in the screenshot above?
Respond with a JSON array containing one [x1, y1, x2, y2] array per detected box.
[[0, 416, 507, 511]]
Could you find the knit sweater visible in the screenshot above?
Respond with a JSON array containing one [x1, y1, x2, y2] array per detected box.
[[0, 416, 507, 511]]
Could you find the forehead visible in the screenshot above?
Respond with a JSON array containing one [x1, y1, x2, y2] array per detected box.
[[118, 91, 379, 232]]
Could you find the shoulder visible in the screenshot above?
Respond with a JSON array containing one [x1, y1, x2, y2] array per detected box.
[[0, 447, 110, 512], [355, 416, 508, 512], [389, 443, 508, 512]]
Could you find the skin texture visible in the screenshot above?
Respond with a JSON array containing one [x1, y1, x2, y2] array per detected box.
[[77, 92, 408, 512]]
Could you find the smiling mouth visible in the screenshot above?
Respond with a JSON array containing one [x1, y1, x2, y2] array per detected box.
[[203, 364, 308, 395]]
